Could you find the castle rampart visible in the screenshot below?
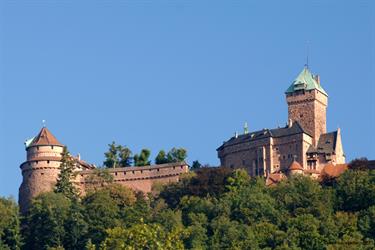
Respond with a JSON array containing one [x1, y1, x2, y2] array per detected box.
[[19, 127, 189, 213]]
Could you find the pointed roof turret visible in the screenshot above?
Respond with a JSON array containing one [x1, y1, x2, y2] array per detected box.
[[289, 160, 304, 171], [29, 127, 63, 147], [285, 67, 328, 96]]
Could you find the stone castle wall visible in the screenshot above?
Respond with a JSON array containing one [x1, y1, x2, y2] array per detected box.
[[19, 149, 189, 213], [75, 163, 189, 196], [286, 89, 327, 145], [218, 131, 314, 176]]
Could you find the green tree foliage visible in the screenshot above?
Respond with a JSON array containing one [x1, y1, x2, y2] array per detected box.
[[167, 148, 187, 163], [0, 197, 21, 250], [82, 189, 121, 245], [103, 141, 119, 168], [23, 192, 71, 250], [133, 149, 151, 166], [55, 146, 78, 200], [17, 165, 375, 249], [104, 142, 132, 168], [84, 168, 114, 191], [271, 175, 334, 218], [190, 160, 202, 170], [155, 150, 168, 164], [335, 169, 375, 211], [101, 222, 186, 250]]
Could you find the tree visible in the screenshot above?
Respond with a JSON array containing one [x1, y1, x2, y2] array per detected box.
[[271, 175, 334, 218], [191, 160, 202, 170], [209, 216, 257, 249], [63, 201, 88, 250], [118, 145, 132, 167], [104, 142, 133, 168], [102, 222, 186, 250], [84, 168, 114, 191], [104, 141, 119, 168], [167, 148, 187, 163], [23, 192, 71, 250], [55, 146, 78, 200], [134, 149, 151, 166], [0, 197, 21, 250], [348, 158, 369, 171], [358, 206, 375, 239], [82, 190, 121, 245], [225, 169, 250, 192], [286, 214, 325, 250], [155, 150, 168, 164], [336, 169, 375, 211]]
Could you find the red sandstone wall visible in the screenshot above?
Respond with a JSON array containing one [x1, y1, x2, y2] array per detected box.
[[76, 163, 189, 195]]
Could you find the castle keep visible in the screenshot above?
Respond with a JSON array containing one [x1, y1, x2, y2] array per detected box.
[[217, 67, 345, 177], [19, 128, 188, 212]]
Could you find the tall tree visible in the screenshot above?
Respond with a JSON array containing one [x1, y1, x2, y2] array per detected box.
[[191, 160, 202, 170], [118, 146, 132, 167], [155, 150, 168, 164], [103, 142, 119, 168], [23, 192, 71, 250], [167, 148, 187, 163], [55, 146, 78, 200], [104, 142, 132, 168], [134, 149, 151, 166]]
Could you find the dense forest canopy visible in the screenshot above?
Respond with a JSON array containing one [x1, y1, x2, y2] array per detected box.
[[1, 159, 375, 250]]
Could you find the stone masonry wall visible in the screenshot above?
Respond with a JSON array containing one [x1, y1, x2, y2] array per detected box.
[[286, 89, 327, 145], [75, 163, 189, 196]]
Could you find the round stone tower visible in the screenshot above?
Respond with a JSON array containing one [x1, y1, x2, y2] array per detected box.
[[19, 127, 64, 213]]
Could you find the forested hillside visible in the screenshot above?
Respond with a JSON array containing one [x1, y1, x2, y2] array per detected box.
[[1, 160, 375, 250]]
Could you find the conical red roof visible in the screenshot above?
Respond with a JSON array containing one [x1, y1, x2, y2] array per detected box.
[[29, 127, 63, 147], [289, 160, 303, 171]]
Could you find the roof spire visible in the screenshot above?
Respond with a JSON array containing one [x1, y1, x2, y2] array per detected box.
[[42, 119, 46, 128]]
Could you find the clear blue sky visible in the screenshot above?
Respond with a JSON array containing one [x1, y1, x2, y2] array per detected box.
[[0, 0, 374, 198]]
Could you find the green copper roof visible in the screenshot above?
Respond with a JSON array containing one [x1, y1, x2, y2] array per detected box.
[[285, 67, 328, 96]]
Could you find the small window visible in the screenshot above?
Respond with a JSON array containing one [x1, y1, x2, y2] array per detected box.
[[115, 172, 118, 176], [41, 173, 44, 175], [47, 160, 50, 164], [51, 146, 54, 150]]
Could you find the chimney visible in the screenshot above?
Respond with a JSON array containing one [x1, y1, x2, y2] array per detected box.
[[288, 119, 293, 128], [77, 153, 81, 161], [234, 132, 238, 138]]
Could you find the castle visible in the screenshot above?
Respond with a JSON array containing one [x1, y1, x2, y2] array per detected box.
[[217, 66, 346, 178], [19, 128, 188, 212]]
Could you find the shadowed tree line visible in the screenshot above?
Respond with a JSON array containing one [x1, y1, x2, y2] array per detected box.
[[1, 158, 375, 249]]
